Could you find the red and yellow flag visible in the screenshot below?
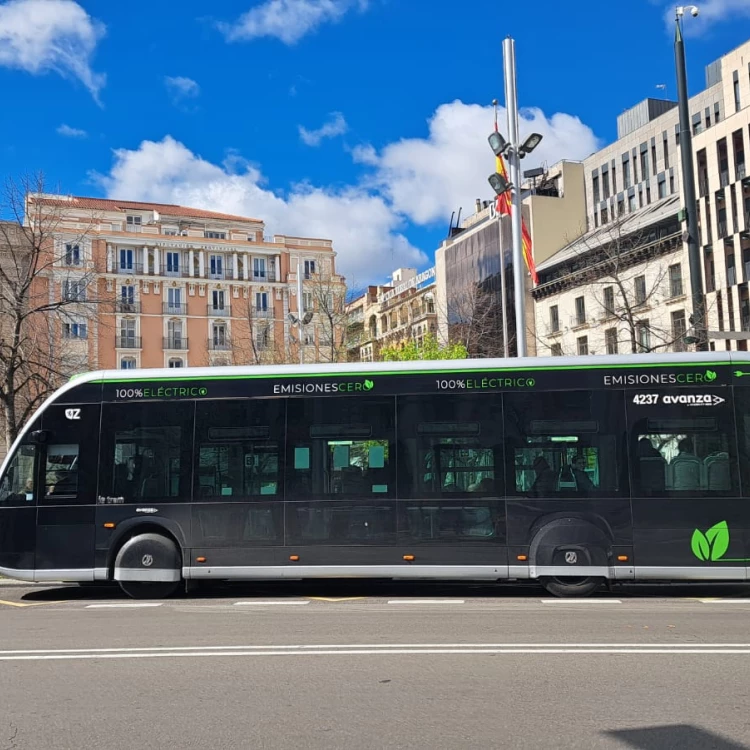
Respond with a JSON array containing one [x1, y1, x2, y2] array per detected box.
[[493, 121, 539, 286]]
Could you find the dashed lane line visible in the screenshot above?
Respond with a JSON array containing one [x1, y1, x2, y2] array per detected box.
[[541, 599, 623, 604], [86, 603, 163, 609], [387, 599, 465, 605], [233, 600, 310, 606]]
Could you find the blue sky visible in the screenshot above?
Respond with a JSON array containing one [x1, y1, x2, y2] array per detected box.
[[1, 0, 749, 284]]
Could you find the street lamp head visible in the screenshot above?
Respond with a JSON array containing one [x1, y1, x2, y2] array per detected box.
[[288, 313, 298, 324], [488, 131, 509, 157], [302, 312, 314, 325], [519, 132, 543, 157], [488, 172, 512, 196]]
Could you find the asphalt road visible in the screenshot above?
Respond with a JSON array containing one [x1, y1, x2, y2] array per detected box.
[[1, 581, 750, 749]]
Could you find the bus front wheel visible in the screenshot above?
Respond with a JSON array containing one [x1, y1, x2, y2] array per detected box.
[[539, 576, 604, 598], [113, 532, 182, 600]]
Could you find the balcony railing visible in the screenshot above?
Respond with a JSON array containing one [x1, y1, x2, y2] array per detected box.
[[116, 336, 141, 349], [125, 224, 142, 233], [117, 263, 144, 275], [208, 305, 230, 317], [208, 338, 232, 351], [162, 264, 189, 278], [115, 301, 141, 314], [249, 270, 278, 282], [253, 308, 273, 318], [163, 337, 188, 350], [163, 303, 187, 315]]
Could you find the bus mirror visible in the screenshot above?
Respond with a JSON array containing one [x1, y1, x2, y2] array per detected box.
[[30, 430, 50, 445]]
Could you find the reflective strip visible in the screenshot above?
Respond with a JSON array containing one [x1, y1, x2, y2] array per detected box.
[[635, 566, 747, 581], [530, 566, 611, 579], [115, 567, 181, 582]]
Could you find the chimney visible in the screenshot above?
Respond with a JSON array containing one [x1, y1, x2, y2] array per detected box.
[[475, 198, 482, 213]]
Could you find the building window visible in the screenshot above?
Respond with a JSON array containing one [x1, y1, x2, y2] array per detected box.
[[640, 147, 649, 182], [734, 73, 741, 113], [651, 144, 657, 175], [209, 255, 224, 279], [637, 320, 651, 352], [623, 159, 631, 189], [167, 287, 183, 314], [617, 198, 625, 216], [602, 170, 610, 199], [120, 357, 136, 370], [603, 286, 615, 317], [255, 292, 268, 312], [669, 174, 675, 194], [119, 248, 135, 272], [550, 343, 563, 357], [592, 175, 600, 203], [168, 358, 184, 368], [62, 279, 86, 302], [212, 289, 225, 312], [628, 194, 636, 212], [205, 231, 226, 240], [256, 326, 270, 350], [304, 259, 316, 279], [303, 332, 314, 346], [167, 320, 184, 349], [549, 305, 559, 332], [658, 178, 667, 200], [669, 263, 683, 298], [612, 167, 617, 194], [253, 257, 266, 279], [605, 328, 618, 355], [163, 228, 178, 236], [634, 275, 647, 305], [577, 336, 589, 356], [672, 310, 687, 352], [120, 285, 136, 312], [303, 291, 313, 312], [574, 296, 586, 326], [639, 187, 644, 208], [601, 206, 609, 225], [646, 186, 652, 205], [165, 251, 180, 275], [119, 319, 137, 348], [63, 322, 87, 339], [212, 323, 227, 348], [126, 215, 141, 231], [663, 136, 669, 169], [64, 244, 81, 266]]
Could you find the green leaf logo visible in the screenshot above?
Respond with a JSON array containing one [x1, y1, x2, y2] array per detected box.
[[705, 370, 717, 382], [691, 521, 730, 561], [363, 379, 374, 391]]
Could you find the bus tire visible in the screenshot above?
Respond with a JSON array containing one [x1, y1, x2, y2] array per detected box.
[[539, 576, 604, 598], [114, 532, 182, 600]]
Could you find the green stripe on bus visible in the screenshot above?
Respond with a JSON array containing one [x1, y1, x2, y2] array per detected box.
[[96, 360, 732, 384]]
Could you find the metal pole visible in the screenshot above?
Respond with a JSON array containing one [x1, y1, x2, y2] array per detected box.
[[498, 217, 509, 357], [503, 36, 527, 357], [675, 14, 707, 350], [297, 259, 304, 364]]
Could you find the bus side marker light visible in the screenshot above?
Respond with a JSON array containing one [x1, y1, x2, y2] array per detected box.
[[617, 555, 629, 562], [517, 555, 528, 561], [289, 555, 300, 562], [196, 557, 207, 563], [403, 555, 415, 562], [103, 523, 116, 529]]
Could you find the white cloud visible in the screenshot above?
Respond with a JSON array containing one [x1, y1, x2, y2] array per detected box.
[[299, 112, 348, 146], [91, 136, 425, 284], [219, 0, 368, 45], [164, 76, 200, 104], [360, 100, 602, 225], [90, 100, 598, 284], [0, 0, 105, 101], [56, 123, 87, 138]]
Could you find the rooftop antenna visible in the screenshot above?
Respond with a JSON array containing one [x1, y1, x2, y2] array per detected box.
[[447, 210, 455, 238]]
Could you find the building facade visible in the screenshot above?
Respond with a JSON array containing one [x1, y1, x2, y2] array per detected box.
[[345, 267, 437, 361], [30, 194, 345, 370], [535, 38, 750, 357]]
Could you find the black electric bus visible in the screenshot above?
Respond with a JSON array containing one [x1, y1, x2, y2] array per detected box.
[[1, 353, 750, 598]]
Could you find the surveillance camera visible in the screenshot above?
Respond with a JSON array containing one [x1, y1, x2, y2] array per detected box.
[[691, 6, 699, 16]]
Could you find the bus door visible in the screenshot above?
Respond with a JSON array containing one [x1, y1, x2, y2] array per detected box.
[[0, 438, 41, 576], [36, 404, 100, 577], [627, 388, 745, 579]]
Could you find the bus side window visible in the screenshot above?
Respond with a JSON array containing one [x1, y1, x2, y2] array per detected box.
[[44, 444, 79, 498], [0, 444, 37, 506]]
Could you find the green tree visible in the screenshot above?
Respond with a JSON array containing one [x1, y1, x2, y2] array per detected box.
[[380, 332, 467, 361]]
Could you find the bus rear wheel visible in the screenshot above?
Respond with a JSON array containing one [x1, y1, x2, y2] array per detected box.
[[119, 580, 181, 600], [539, 576, 604, 598]]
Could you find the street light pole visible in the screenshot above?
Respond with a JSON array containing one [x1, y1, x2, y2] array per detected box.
[[675, 5, 707, 350], [503, 36, 527, 358], [297, 259, 304, 364]]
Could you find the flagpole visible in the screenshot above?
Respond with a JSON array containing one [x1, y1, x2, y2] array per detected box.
[[493, 100, 509, 358], [503, 36, 527, 358]]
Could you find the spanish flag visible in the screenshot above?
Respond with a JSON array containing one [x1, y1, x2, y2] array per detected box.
[[493, 125, 539, 286]]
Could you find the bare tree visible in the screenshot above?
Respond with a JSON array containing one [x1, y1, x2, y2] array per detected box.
[[532, 210, 704, 357], [0, 173, 108, 451], [304, 268, 348, 363]]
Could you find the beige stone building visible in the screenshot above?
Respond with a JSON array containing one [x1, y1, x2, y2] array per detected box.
[[29, 193, 345, 370], [532, 37, 750, 357], [345, 267, 437, 361]]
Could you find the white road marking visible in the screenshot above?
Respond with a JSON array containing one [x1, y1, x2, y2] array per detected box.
[[388, 599, 466, 604], [85, 603, 163, 609], [233, 601, 310, 606], [1, 643, 750, 661], [699, 599, 750, 604], [542, 599, 622, 604]]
